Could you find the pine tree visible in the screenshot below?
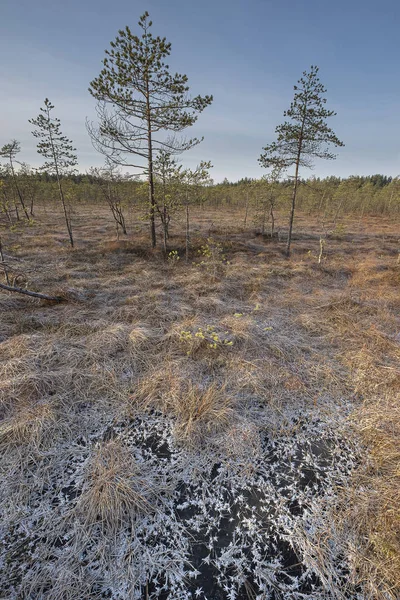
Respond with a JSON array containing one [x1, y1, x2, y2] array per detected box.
[[259, 66, 344, 256], [0, 140, 30, 220], [153, 151, 182, 256], [180, 161, 213, 263], [88, 12, 213, 248], [30, 99, 77, 247]]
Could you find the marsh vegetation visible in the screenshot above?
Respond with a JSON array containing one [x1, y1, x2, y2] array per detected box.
[[1, 11, 399, 600], [0, 195, 399, 599]]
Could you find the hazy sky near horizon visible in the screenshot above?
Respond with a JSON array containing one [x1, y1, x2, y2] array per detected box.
[[1, 0, 399, 182]]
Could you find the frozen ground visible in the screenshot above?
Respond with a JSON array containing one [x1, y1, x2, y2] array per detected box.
[[1, 396, 359, 600], [3, 210, 398, 599]]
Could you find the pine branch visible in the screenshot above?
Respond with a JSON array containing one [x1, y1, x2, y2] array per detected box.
[[0, 282, 64, 302]]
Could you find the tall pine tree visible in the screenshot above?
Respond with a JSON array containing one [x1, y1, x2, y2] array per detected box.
[[30, 99, 78, 247], [259, 66, 344, 256], [88, 12, 213, 247]]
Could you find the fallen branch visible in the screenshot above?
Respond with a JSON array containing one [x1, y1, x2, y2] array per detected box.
[[0, 282, 64, 302]]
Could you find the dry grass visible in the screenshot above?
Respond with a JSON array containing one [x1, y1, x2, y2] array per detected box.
[[167, 381, 235, 444], [0, 201, 399, 598], [76, 439, 155, 533], [346, 396, 400, 599], [132, 364, 236, 445], [343, 322, 400, 597], [0, 400, 57, 449], [299, 256, 400, 599]]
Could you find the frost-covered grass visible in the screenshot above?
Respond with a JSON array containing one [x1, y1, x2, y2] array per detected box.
[[0, 205, 399, 599]]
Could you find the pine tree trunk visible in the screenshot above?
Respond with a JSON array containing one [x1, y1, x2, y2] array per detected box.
[[286, 134, 303, 257], [10, 159, 30, 220], [317, 191, 326, 214], [185, 201, 190, 264], [0, 237, 10, 285], [162, 206, 168, 257], [261, 204, 267, 235], [57, 175, 74, 247], [45, 109, 74, 248], [286, 164, 299, 256], [120, 212, 127, 235], [3, 204, 12, 224], [14, 201, 20, 221], [145, 83, 156, 248], [270, 204, 275, 237], [148, 145, 156, 248]]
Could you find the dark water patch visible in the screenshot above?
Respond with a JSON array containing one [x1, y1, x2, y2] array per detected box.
[[1, 410, 361, 599], [61, 481, 81, 502]]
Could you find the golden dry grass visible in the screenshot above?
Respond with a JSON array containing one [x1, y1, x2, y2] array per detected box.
[[0, 201, 399, 598], [346, 396, 400, 599], [76, 439, 155, 533], [0, 400, 56, 449], [167, 381, 235, 444], [299, 256, 400, 598]]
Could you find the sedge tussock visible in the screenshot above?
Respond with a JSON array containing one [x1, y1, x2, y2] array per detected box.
[[131, 366, 236, 443], [226, 356, 282, 397], [128, 324, 159, 346], [320, 295, 376, 331], [346, 347, 400, 396], [76, 439, 154, 533], [88, 323, 136, 357], [131, 363, 185, 410], [167, 382, 236, 445], [0, 371, 54, 413], [351, 259, 400, 289], [0, 333, 30, 361], [0, 400, 57, 449]]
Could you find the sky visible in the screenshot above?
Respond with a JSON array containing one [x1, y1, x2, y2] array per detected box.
[[1, 0, 400, 182]]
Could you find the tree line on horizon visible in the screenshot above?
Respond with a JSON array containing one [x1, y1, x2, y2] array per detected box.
[[1, 12, 399, 255]]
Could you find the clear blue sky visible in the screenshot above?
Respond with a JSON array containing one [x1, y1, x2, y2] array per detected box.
[[1, 0, 399, 182]]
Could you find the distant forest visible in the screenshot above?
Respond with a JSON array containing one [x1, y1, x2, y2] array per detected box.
[[1, 168, 399, 223]]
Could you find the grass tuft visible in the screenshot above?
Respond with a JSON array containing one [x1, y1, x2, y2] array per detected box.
[[76, 439, 155, 533], [0, 400, 56, 449]]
